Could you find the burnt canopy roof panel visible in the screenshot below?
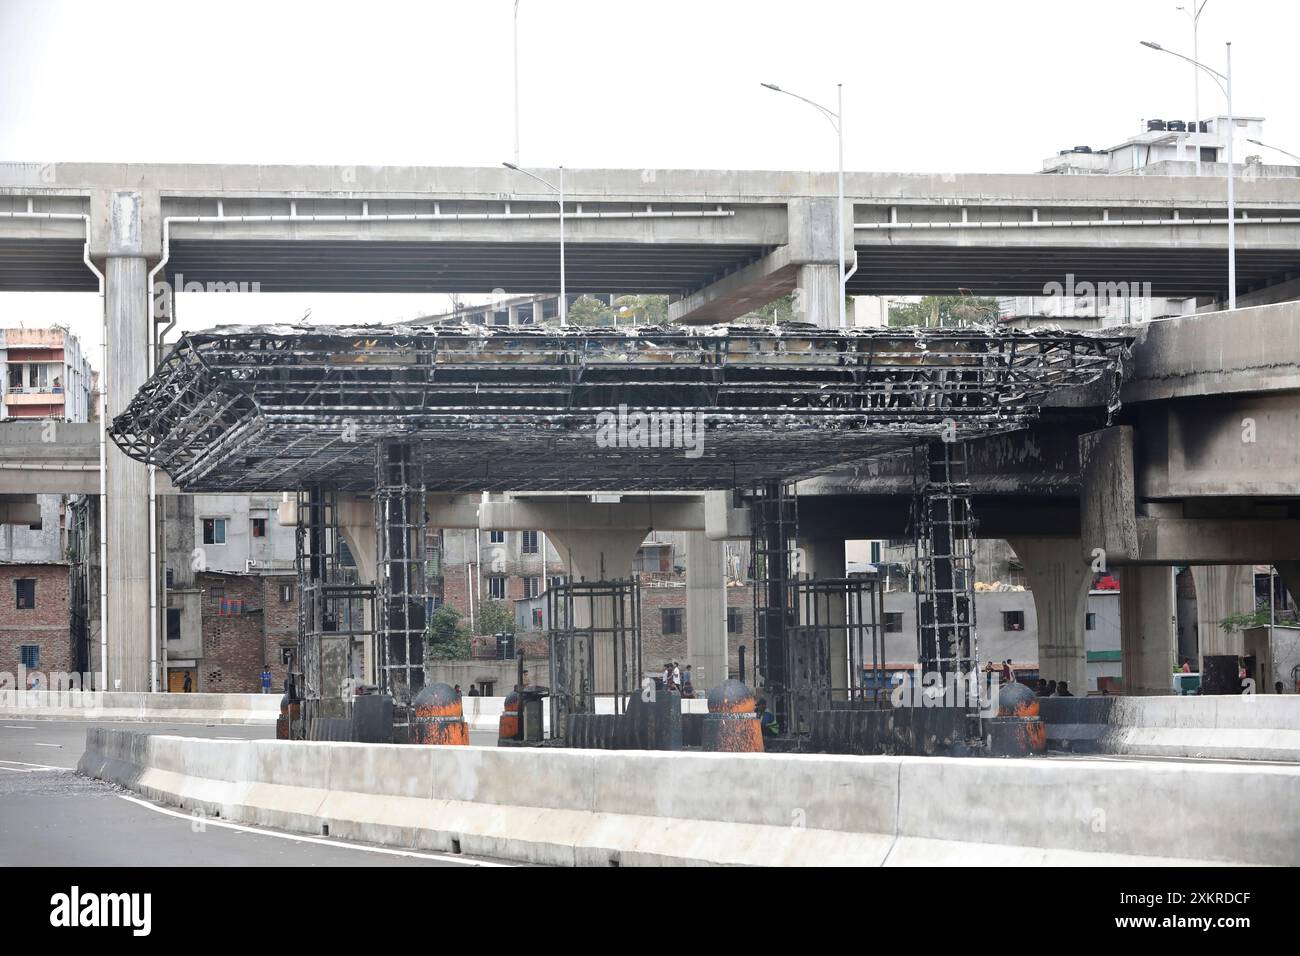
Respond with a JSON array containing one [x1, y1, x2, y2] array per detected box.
[[109, 322, 1131, 493]]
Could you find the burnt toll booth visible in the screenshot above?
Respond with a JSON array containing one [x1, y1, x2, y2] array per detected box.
[[109, 322, 1130, 748]]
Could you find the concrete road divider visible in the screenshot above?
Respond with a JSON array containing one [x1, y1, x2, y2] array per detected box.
[[0, 690, 280, 724], [1039, 695, 1300, 762], [78, 728, 1300, 866]]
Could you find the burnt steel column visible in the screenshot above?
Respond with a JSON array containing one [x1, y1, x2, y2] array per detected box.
[[374, 440, 427, 708]]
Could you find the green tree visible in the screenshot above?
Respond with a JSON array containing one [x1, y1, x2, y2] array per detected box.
[[426, 604, 471, 661], [476, 598, 516, 636], [888, 295, 1000, 328], [613, 294, 669, 325], [566, 295, 616, 326]]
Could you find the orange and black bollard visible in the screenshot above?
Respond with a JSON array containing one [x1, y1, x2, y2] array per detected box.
[[411, 682, 469, 746], [988, 681, 1047, 756], [702, 679, 764, 753], [498, 690, 520, 743]]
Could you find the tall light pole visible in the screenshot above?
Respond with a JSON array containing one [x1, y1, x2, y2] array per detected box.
[[1142, 40, 1236, 310], [1247, 138, 1300, 164], [512, 0, 520, 166], [762, 81, 846, 328], [1176, 1, 1210, 175], [503, 162, 566, 326]]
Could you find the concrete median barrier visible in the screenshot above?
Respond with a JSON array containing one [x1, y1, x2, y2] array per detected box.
[[1039, 695, 1300, 761], [78, 728, 1300, 866], [0, 689, 280, 724]]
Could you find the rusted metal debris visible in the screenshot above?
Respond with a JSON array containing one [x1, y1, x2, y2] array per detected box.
[[109, 322, 1132, 493]]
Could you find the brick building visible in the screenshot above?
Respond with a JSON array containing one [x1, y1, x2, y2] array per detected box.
[[0, 563, 73, 685]]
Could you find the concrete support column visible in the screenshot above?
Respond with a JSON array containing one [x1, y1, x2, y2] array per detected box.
[[105, 254, 151, 691], [545, 528, 647, 694], [1278, 562, 1300, 613], [1008, 537, 1092, 693], [685, 531, 727, 692], [796, 263, 840, 329], [800, 536, 848, 697], [1190, 565, 1257, 660], [1119, 566, 1177, 695]]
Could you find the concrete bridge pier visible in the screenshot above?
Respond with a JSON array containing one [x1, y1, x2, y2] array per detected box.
[[1008, 537, 1092, 693], [1190, 565, 1257, 660], [104, 240, 152, 691], [800, 536, 848, 697], [684, 532, 728, 692], [545, 528, 647, 695], [1120, 566, 1178, 695], [797, 264, 842, 329]]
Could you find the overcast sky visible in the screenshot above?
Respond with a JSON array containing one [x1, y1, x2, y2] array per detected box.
[[2, 0, 1297, 365]]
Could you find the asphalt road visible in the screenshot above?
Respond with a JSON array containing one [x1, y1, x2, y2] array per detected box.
[[0, 720, 504, 867]]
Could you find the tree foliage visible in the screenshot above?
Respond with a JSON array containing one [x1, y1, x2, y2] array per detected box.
[[426, 603, 471, 660], [888, 295, 1000, 328]]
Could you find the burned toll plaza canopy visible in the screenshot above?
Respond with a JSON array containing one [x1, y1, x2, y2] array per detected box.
[[108, 321, 1130, 744], [108, 322, 1130, 494]]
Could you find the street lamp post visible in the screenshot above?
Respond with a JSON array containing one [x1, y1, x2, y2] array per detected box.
[[503, 162, 566, 326], [1176, 1, 1210, 175], [761, 81, 847, 328], [513, 1, 520, 166], [1142, 40, 1236, 310], [1247, 138, 1300, 164]]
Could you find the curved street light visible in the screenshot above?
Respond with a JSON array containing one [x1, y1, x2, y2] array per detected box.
[[761, 82, 847, 328], [503, 162, 566, 326], [1141, 40, 1236, 310]]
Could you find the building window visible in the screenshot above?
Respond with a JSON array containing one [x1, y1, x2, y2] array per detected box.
[[661, 607, 683, 635], [489, 530, 504, 544], [280, 646, 295, 666], [15, 578, 36, 609], [202, 518, 227, 544], [1085, 612, 1097, 631], [488, 576, 506, 600], [884, 612, 903, 633], [251, 517, 267, 538], [210, 587, 225, 603], [493, 311, 509, 326], [517, 307, 534, 326], [165, 567, 174, 588], [20, 644, 39, 669], [1003, 610, 1025, 632], [727, 607, 744, 634], [166, 608, 181, 641], [531, 608, 544, 628], [548, 575, 565, 590], [521, 530, 539, 554], [280, 583, 294, 603], [524, 576, 540, 599]]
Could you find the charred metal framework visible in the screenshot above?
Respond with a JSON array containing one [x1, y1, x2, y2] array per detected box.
[[914, 440, 982, 736], [109, 322, 1129, 736], [546, 578, 642, 740], [750, 483, 887, 735], [295, 487, 372, 735], [374, 439, 427, 731], [109, 324, 1131, 494]]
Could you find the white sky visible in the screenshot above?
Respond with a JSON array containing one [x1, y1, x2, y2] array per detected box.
[[1, 0, 1296, 366]]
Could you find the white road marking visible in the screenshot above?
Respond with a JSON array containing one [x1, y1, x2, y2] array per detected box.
[[3, 724, 37, 729], [114, 794, 510, 866], [0, 758, 69, 771], [33, 742, 62, 748]]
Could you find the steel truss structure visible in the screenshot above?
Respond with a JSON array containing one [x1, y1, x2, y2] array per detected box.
[[109, 323, 1131, 494], [546, 578, 642, 740], [914, 439, 983, 739], [750, 484, 887, 736]]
